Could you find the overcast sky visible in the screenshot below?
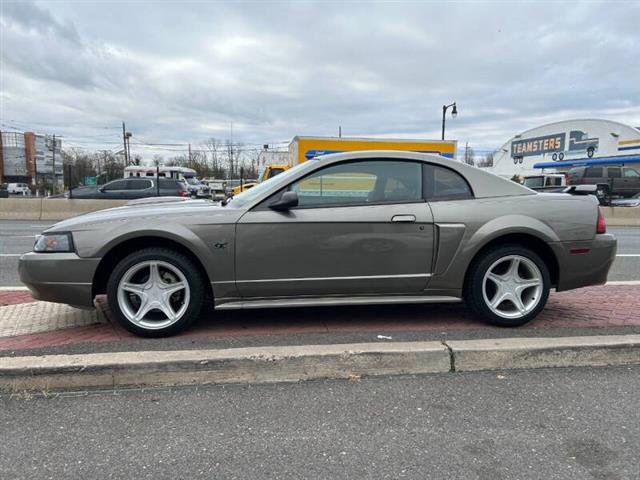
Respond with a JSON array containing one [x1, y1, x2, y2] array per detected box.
[[1, 0, 639, 160]]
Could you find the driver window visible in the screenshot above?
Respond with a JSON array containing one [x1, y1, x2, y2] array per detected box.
[[288, 160, 422, 208]]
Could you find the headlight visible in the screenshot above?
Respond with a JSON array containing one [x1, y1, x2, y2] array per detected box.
[[34, 233, 74, 253]]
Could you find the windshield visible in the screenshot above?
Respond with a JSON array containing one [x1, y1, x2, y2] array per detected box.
[[523, 177, 544, 188], [229, 163, 309, 208], [184, 177, 200, 185]]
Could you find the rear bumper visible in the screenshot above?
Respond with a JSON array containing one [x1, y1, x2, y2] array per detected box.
[[18, 252, 100, 309], [553, 234, 617, 291]]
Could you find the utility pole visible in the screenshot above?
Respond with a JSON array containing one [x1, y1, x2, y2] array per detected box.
[[339, 126, 342, 138], [51, 134, 57, 195], [122, 122, 128, 165], [188, 143, 193, 168]]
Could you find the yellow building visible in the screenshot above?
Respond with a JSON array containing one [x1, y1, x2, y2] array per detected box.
[[288, 136, 457, 166]]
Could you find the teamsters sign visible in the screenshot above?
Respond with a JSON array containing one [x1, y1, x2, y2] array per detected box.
[[511, 133, 565, 158]]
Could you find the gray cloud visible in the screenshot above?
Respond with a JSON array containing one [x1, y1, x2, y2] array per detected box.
[[1, 0, 638, 159]]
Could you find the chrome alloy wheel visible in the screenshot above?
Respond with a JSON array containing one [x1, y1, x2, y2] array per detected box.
[[117, 260, 190, 330], [481, 255, 543, 319]]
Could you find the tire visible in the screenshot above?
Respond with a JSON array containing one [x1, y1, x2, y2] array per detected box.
[[587, 147, 595, 158], [559, 152, 565, 160], [464, 244, 550, 327], [107, 247, 205, 337]]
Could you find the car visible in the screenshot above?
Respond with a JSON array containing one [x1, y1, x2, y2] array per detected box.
[[567, 165, 640, 199], [68, 177, 188, 199], [19, 151, 616, 337], [201, 179, 228, 201], [7, 182, 30, 195]]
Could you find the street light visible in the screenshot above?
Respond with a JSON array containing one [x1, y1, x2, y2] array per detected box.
[[441, 102, 457, 140]]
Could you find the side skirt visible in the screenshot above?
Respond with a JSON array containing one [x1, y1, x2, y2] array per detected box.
[[215, 295, 462, 311]]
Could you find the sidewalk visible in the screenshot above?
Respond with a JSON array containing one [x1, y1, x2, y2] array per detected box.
[[1, 285, 639, 354]]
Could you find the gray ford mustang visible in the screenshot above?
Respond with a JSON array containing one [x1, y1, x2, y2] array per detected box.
[[19, 151, 617, 337]]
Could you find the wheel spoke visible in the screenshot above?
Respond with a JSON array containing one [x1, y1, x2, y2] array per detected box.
[[490, 291, 507, 309], [158, 298, 178, 321], [515, 279, 541, 294], [511, 293, 527, 314], [121, 282, 145, 296], [486, 272, 504, 285], [507, 258, 521, 279], [149, 262, 162, 286], [132, 296, 152, 321], [162, 281, 186, 296]]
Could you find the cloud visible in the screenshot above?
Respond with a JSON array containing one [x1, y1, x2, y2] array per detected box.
[[1, 0, 638, 160]]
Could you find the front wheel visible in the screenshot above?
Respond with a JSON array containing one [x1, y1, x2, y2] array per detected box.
[[465, 245, 550, 327], [107, 248, 205, 337]]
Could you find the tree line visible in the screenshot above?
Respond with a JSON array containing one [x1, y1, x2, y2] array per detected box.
[[62, 138, 263, 187]]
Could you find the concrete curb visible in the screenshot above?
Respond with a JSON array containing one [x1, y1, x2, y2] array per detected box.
[[1, 335, 639, 393]]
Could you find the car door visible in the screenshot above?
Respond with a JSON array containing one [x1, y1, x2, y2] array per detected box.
[[100, 179, 130, 199], [235, 159, 435, 298], [622, 167, 640, 196]]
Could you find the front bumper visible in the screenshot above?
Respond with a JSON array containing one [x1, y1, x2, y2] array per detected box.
[[553, 234, 617, 291], [18, 252, 101, 309]]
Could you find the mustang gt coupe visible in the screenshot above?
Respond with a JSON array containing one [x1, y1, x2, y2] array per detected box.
[[19, 151, 617, 337]]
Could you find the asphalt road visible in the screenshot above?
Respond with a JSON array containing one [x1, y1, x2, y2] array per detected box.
[[1, 221, 638, 287], [2, 366, 639, 479]]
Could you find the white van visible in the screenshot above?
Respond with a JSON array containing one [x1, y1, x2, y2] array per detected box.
[[7, 183, 30, 195]]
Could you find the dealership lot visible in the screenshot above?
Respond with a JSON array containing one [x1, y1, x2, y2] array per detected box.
[[2, 220, 639, 287]]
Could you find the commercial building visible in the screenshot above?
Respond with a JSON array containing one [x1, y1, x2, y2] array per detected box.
[[488, 119, 640, 177], [0, 131, 63, 186]]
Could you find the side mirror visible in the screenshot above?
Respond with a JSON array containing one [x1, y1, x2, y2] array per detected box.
[[98, 186, 106, 193], [270, 191, 299, 211]]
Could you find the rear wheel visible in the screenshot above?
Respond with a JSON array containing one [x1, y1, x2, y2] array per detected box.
[[465, 245, 550, 327], [107, 248, 205, 337]]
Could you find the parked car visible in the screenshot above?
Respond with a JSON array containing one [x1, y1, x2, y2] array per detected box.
[[202, 179, 228, 201], [567, 165, 640, 199], [68, 177, 188, 199], [19, 151, 616, 337], [7, 183, 30, 195], [0, 184, 8, 198], [522, 174, 566, 192]]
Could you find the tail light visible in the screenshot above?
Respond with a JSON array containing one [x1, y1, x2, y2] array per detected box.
[[596, 206, 606, 234], [179, 190, 188, 197]]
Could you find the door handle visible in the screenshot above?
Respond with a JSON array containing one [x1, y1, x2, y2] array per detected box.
[[391, 214, 416, 223]]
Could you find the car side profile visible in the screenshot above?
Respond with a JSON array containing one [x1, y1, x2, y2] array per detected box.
[[567, 165, 640, 198], [19, 151, 617, 337], [69, 177, 188, 199]]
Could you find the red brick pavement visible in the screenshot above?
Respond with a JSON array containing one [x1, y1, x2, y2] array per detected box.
[[0, 285, 638, 352], [0, 291, 36, 306]]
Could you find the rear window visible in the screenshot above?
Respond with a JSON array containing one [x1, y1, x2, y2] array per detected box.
[[585, 167, 603, 178], [424, 165, 473, 200], [523, 177, 544, 188]]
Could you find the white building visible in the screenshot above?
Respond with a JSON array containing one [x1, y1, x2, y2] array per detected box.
[[488, 119, 640, 177]]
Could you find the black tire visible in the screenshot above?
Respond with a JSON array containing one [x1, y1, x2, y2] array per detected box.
[[107, 247, 205, 337], [559, 152, 565, 160], [464, 244, 550, 327], [587, 147, 595, 158]]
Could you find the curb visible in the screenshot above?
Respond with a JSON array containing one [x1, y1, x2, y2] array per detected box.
[[1, 335, 640, 393]]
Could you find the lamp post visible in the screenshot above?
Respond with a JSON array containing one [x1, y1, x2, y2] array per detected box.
[[441, 102, 458, 140]]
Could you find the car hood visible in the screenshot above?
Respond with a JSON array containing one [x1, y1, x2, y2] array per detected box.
[[47, 198, 240, 232]]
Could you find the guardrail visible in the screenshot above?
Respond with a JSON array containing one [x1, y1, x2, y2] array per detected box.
[[0, 198, 638, 225], [0, 198, 128, 221]]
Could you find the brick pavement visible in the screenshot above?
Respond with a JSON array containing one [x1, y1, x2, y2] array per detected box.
[[0, 285, 638, 352]]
